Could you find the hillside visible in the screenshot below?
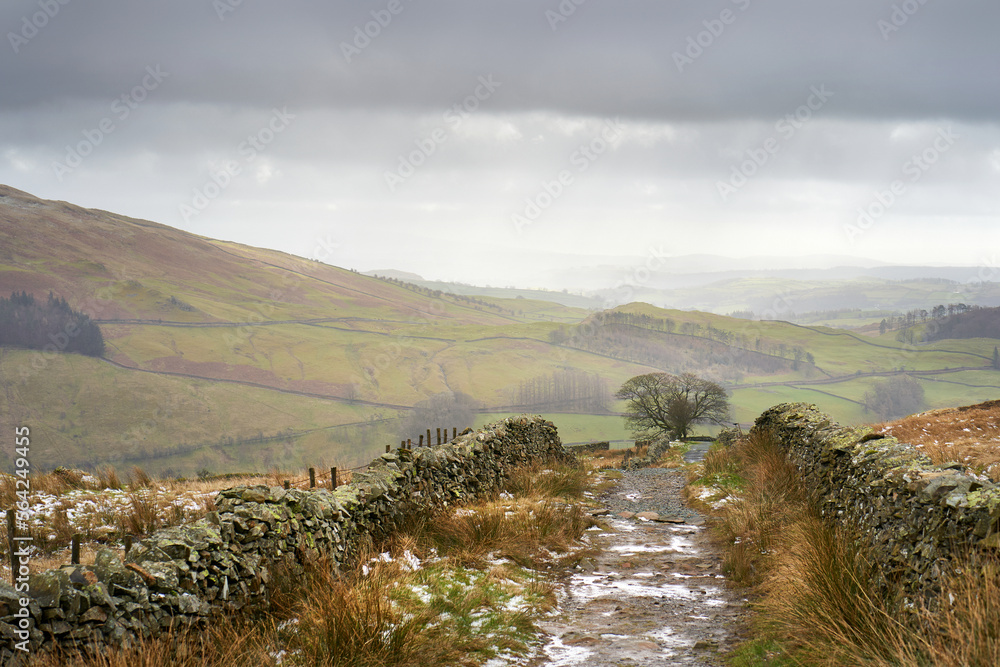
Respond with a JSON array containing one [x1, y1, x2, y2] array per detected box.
[[3, 185, 1000, 474], [584, 303, 1000, 426], [922, 306, 1000, 342], [0, 186, 643, 473], [591, 275, 1000, 327], [876, 399, 1000, 481]]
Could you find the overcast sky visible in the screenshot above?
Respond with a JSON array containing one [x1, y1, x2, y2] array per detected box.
[[2, 0, 998, 287]]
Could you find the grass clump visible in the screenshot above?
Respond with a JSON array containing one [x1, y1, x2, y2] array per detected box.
[[22, 459, 593, 667], [711, 428, 1000, 667], [272, 460, 592, 665], [503, 460, 589, 500], [23, 619, 266, 667], [405, 499, 590, 569]]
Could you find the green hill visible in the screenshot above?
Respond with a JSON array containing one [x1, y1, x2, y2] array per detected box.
[[2, 185, 999, 474]]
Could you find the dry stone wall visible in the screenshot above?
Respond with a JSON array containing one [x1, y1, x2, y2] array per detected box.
[[0, 416, 569, 661], [753, 403, 1000, 604]]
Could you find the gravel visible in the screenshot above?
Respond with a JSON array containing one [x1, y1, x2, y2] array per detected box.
[[526, 466, 747, 666], [601, 468, 704, 524]]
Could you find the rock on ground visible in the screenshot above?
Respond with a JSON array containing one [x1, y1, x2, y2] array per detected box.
[[528, 468, 748, 666]]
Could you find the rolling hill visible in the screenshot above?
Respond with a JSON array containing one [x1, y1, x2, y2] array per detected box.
[[2, 185, 999, 474]]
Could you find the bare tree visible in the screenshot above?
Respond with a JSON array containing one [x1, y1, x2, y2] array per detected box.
[[863, 375, 926, 420], [615, 372, 730, 439]]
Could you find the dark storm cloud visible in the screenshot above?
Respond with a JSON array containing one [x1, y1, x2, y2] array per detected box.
[[3, 0, 998, 122], [2, 1, 997, 283]]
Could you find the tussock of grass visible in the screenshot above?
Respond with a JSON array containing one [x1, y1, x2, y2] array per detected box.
[[127, 466, 153, 491], [405, 499, 590, 569], [120, 490, 160, 536], [503, 460, 589, 500], [690, 444, 744, 491], [761, 515, 914, 666], [713, 428, 1000, 666], [22, 459, 593, 666], [287, 559, 454, 667], [23, 620, 264, 667]]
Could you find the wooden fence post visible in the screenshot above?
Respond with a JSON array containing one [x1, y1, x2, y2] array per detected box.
[[426, 429, 432, 446], [309, 468, 316, 488], [419, 434, 424, 446], [71, 534, 81, 565], [283, 480, 291, 490], [124, 535, 133, 558], [436, 428, 441, 445], [330, 467, 338, 490], [385, 444, 391, 453], [453, 427, 457, 439]]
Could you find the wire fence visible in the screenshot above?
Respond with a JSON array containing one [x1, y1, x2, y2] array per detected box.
[[4, 425, 465, 582]]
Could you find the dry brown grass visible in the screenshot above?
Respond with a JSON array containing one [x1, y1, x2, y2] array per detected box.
[[285, 556, 464, 667], [580, 446, 630, 470], [503, 460, 589, 500], [0, 466, 277, 579], [404, 498, 591, 569], [921, 552, 1000, 667], [23, 620, 268, 667], [717, 427, 1000, 666], [711, 430, 808, 588], [579, 441, 688, 470], [9, 460, 591, 667], [876, 399, 1000, 481]]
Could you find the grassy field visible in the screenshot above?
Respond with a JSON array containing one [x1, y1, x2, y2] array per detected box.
[[0, 348, 392, 473], [3, 187, 999, 475], [475, 412, 630, 446]]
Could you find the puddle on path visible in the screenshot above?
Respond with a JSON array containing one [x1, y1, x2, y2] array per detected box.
[[525, 478, 747, 666]]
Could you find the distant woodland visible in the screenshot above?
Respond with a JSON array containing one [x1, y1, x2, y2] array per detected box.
[[502, 370, 611, 412], [0, 292, 105, 357], [552, 312, 810, 383], [917, 305, 1000, 342]]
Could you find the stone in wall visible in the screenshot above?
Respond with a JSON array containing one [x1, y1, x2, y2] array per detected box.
[[0, 415, 571, 661], [752, 402, 1000, 605]]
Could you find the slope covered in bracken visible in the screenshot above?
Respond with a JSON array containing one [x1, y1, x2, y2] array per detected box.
[[877, 399, 1000, 481]]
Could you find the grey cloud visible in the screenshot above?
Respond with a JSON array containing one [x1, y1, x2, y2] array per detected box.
[[2, 1, 998, 121], [2, 0, 998, 287]]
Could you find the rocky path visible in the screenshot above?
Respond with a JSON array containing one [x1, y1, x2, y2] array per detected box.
[[529, 468, 747, 666]]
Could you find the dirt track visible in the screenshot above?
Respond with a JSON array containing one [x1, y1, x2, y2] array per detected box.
[[529, 469, 747, 666]]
